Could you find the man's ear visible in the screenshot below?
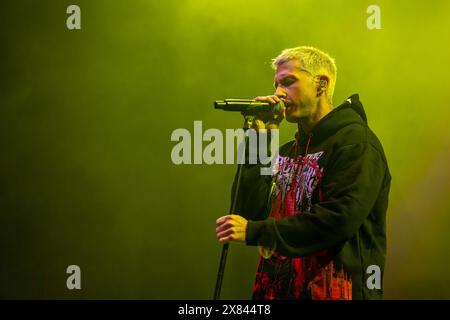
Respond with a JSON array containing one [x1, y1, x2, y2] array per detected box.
[[316, 75, 329, 97]]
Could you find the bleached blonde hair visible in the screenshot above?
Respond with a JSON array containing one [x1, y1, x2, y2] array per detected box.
[[271, 46, 337, 102]]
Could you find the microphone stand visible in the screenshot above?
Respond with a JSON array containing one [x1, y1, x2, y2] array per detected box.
[[213, 113, 253, 300]]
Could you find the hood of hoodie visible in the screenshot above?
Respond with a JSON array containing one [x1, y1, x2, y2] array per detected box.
[[297, 94, 367, 146]]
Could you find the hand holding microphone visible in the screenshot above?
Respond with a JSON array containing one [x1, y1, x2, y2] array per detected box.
[[252, 95, 285, 131], [214, 95, 285, 130]]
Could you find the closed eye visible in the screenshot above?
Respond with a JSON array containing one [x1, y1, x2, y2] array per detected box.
[[274, 76, 297, 89], [281, 77, 296, 86]]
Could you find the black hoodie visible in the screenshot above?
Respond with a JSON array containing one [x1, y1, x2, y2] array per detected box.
[[234, 94, 391, 300]]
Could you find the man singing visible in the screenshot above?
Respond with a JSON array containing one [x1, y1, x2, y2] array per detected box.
[[215, 46, 391, 300]]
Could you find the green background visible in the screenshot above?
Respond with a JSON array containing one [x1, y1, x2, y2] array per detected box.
[[1, 0, 450, 299]]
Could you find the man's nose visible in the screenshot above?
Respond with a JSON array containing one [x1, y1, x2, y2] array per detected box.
[[274, 86, 287, 98]]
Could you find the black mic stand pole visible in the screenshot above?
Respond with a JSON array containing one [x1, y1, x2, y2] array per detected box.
[[213, 113, 253, 300]]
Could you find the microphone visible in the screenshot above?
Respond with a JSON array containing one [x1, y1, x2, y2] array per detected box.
[[214, 99, 284, 115]]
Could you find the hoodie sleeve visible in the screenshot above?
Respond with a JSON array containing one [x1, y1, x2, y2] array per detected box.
[[230, 131, 283, 221], [231, 163, 272, 221], [246, 142, 387, 257]]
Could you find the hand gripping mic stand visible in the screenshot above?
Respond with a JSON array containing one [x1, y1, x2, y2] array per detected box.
[[213, 113, 254, 300]]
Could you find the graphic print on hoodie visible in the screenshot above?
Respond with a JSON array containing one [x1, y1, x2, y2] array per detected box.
[[242, 94, 391, 300], [253, 146, 352, 300]]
